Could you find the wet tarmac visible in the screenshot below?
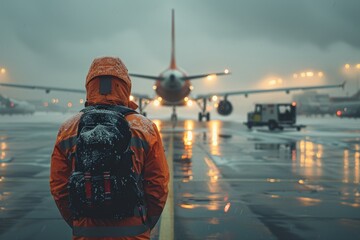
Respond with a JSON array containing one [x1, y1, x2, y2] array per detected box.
[[0, 113, 359, 240]]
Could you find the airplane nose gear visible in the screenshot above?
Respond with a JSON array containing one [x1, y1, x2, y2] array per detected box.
[[137, 97, 149, 117], [171, 105, 178, 122], [197, 98, 210, 122]]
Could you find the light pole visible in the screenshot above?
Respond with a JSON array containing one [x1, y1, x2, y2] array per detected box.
[[356, 64, 360, 92], [344, 63, 360, 93]]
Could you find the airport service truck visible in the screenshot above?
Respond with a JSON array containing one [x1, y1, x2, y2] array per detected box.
[[244, 103, 305, 131]]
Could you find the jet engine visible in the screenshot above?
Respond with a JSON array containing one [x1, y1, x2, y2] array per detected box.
[[217, 100, 233, 116]]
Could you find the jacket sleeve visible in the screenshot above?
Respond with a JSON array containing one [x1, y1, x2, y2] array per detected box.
[[50, 130, 73, 228], [143, 123, 169, 229]]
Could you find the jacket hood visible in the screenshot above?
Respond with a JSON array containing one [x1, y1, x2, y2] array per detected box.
[[85, 57, 137, 109]]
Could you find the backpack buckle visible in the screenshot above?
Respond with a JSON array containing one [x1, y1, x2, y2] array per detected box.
[[84, 172, 92, 206], [103, 171, 112, 201]]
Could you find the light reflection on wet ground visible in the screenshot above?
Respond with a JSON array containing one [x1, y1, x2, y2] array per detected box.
[[162, 119, 360, 240], [0, 117, 359, 239]]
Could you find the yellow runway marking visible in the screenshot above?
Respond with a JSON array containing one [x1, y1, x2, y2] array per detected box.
[[160, 133, 174, 240]]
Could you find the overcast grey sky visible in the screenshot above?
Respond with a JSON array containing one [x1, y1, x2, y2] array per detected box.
[[0, 0, 359, 115]]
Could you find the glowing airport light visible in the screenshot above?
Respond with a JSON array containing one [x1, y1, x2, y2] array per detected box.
[[67, 102, 73, 108], [152, 85, 157, 90], [207, 74, 216, 81], [189, 86, 194, 90], [306, 72, 314, 77], [187, 100, 193, 107], [212, 95, 218, 101], [357, 64, 360, 69], [1, 142, 6, 150], [268, 78, 282, 86], [79, 99, 84, 104], [345, 64, 350, 69], [153, 99, 160, 106], [269, 79, 276, 85], [224, 69, 230, 74], [157, 97, 163, 102], [294, 70, 324, 79], [0, 68, 6, 74], [129, 95, 134, 101], [52, 98, 59, 104], [184, 97, 189, 102]]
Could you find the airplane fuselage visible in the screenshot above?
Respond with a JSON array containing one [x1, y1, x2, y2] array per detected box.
[[155, 68, 191, 105]]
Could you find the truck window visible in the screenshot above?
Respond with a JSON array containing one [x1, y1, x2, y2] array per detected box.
[[255, 105, 262, 113], [278, 105, 291, 114]]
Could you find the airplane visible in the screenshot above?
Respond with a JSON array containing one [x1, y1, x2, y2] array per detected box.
[[0, 94, 36, 115], [0, 10, 345, 121], [332, 91, 360, 118], [293, 89, 360, 117], [335, 101, 360, 118]]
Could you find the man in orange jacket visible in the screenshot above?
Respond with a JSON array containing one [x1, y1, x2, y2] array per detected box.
[[50, 57, 169, 240]]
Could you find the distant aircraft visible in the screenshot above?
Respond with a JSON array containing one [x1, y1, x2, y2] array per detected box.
[[0, 10, 345, 121], [0, 95, 35, 115], [293, 90, 360, 117], [332, 90, 360, 118], [335, 102, 360, 118]]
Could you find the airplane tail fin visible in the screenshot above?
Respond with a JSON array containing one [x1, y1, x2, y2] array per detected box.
[[170, 9, 177, 69]]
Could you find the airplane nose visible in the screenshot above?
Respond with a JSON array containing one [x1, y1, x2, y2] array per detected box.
[[170, 74, 176, 82]]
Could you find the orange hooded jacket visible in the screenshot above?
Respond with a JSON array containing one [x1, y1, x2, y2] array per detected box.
[[50, 57, 169, 240]]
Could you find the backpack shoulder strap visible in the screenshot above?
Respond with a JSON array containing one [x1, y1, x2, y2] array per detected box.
[[111, 105, 138, 116], [79, 105, 137, 116], [80, 105, 96, 113]]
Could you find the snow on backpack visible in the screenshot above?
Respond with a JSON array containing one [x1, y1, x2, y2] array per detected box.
[[68, 105, 144, 220]]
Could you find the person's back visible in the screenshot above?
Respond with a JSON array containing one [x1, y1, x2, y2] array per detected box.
[[50, 57, 169, 240]]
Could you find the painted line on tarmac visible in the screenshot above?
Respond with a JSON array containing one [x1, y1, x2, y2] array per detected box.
[[159, 133, 174, 240]]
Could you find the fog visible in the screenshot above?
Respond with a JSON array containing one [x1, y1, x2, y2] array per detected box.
[[0, 0, 359, 117]]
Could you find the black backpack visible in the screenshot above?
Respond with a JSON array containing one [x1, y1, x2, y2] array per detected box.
[[68, 105, 144, 220]]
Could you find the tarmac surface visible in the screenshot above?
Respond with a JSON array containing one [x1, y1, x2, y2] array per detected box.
[[0, 113, 359, 240]]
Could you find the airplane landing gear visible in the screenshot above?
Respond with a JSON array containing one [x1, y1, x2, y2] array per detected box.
[[171, 106, 178, 122], [137, 97, 149, 117], [197, 98, 210, 122], [198, 112, 210, 122]]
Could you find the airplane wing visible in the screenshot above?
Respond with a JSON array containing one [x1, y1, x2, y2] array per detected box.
[[182, 71, 230, 81], [0, 82, 86, 94], [0, 82, 151, 100], [129, 74, 164, 81], [195, 81, 346, 99], [130, 71, 230, 81]]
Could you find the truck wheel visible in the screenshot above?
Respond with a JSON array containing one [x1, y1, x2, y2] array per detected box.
[[247, 122, 252, 130], [268, 120, 277, 131], [296, 127, 301, 131]]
